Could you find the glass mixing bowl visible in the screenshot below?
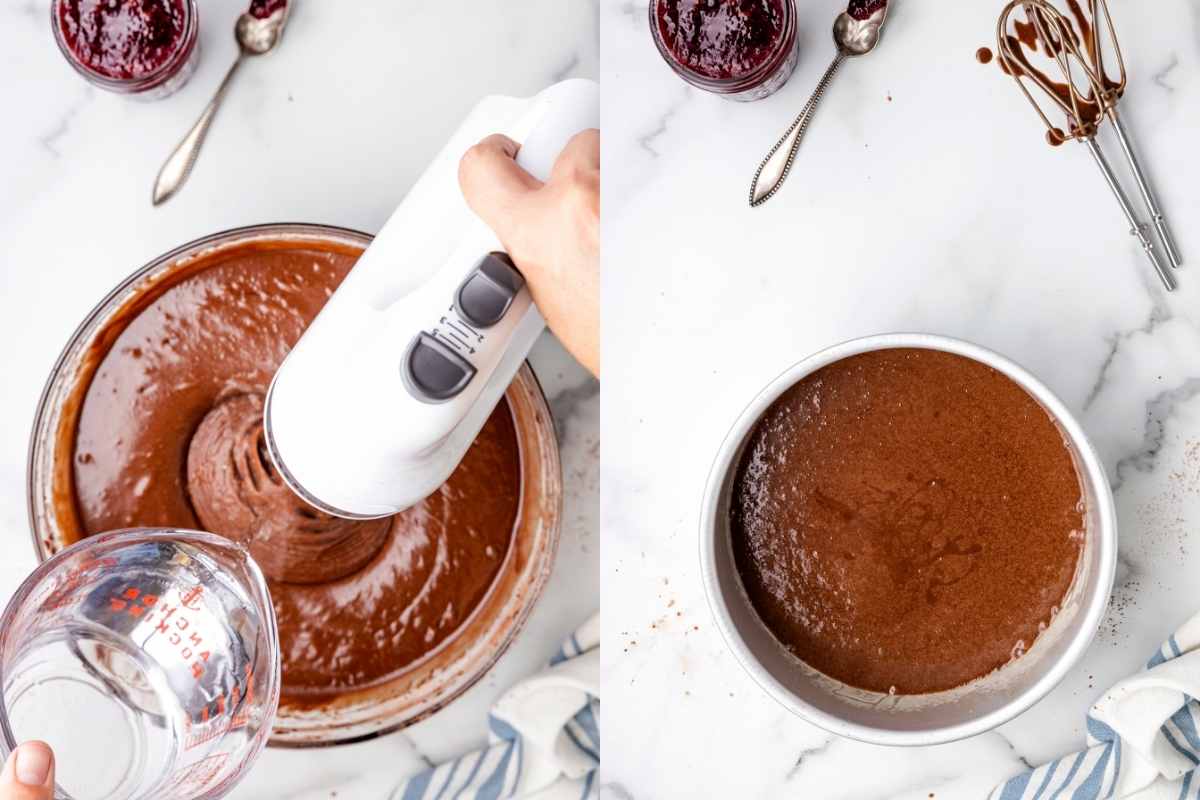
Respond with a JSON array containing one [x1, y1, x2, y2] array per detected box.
[[27, 223, 563, 746]]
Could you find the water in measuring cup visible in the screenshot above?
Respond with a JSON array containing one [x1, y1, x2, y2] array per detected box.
[[4, 626, 183, 799], [1, 537, 274, 800]]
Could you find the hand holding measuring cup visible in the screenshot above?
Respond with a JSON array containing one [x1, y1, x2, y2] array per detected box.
[[0, 529, 280, 800]]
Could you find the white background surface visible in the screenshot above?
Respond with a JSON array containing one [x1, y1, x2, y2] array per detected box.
[[602, 0, 1200, 797], [0, 1, 598, 797]]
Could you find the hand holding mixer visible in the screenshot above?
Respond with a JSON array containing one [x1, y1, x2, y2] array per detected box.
[[995, 0, 1183, 291], [264, 78, 600, 519]]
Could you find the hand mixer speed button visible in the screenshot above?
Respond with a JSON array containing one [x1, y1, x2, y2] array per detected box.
[[402, 333, 477, 403], [454, 253, 525, 329]]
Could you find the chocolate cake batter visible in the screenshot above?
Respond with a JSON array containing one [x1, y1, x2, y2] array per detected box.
[[730, 349, 1084, 695], [69, 243, 521, 702]]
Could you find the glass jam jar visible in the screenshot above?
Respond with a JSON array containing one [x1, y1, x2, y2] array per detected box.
[[51, 0, 200, 100], [650, 0, 799, 102]]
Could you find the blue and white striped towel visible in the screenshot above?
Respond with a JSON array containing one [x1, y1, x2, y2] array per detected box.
[[991, 612, 1200, 800], [291, 615, 599, 800]]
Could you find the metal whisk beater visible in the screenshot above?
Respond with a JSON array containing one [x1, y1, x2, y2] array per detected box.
[[996, 0, 1182, 291]]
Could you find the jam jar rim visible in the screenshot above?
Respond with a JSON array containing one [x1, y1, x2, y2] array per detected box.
[[50, 0, 200, 93], [649, 0, 798, 94]]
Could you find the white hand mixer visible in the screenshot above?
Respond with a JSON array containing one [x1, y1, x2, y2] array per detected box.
[[264, 79, 599, 518]]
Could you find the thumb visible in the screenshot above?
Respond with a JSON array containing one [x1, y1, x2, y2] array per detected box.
[[457, 134, 544, 250], [1, 742, 55, 800]]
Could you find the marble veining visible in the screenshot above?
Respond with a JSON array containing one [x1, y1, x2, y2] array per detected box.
[[1151, 54, 1180, 93], [636, 87, 692, 157], [785, 737, 834, 780], [550, 376, 602, 442]]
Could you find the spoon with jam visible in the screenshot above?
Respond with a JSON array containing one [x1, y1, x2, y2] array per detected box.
[[749, 0, 890, 207], [151, 0, 291, 205]]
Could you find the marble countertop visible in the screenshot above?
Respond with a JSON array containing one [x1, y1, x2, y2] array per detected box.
[[0, 2, 597, 797], [601, 0, 1200, 797]]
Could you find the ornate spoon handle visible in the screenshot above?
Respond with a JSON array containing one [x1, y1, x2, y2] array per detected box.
[[749, 51, 846, 208], [152, 56, 243, 206]]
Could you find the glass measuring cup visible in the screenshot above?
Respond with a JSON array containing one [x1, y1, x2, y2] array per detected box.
[[0, 529, 280, 800]]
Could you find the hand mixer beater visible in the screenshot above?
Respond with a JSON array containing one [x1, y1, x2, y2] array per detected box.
[[995, 0, 1182, 291]]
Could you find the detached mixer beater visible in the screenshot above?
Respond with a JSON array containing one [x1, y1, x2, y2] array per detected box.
[[995, 0, 1182, 290]]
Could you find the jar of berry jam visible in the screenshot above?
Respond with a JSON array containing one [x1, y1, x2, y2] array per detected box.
[[650, 0, 799, 102], [52, 0, 200, 100]]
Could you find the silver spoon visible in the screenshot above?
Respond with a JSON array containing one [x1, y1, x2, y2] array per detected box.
[[749, 2, 890, 208], [152, 3, 291, 206]]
